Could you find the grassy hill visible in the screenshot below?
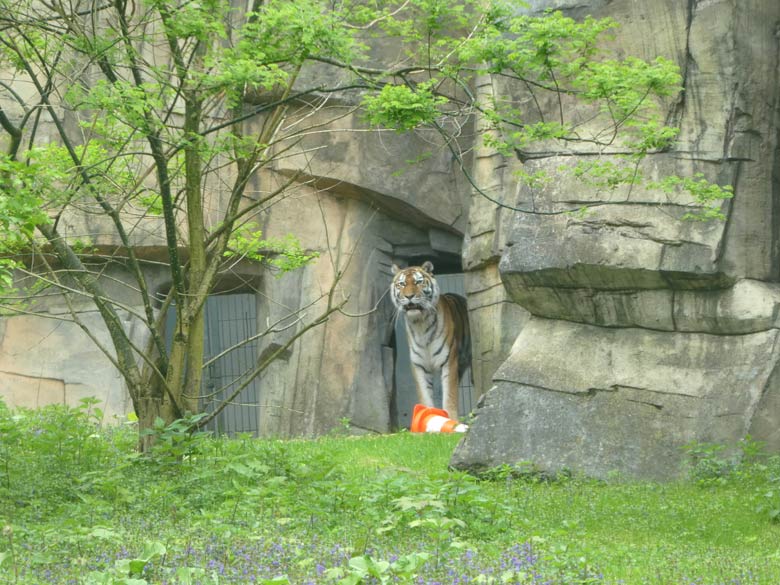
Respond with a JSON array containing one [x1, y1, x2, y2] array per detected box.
[[1, 399, 779, 584]]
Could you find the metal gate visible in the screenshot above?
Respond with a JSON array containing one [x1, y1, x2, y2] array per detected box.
[[393, 273, 474, 428], [166, 293, 260, 436]]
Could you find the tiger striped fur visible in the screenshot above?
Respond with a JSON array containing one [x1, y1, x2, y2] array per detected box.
[[390, 261, 471, 418]]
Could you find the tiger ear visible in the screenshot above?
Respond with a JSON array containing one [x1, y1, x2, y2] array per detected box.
[[391, 263, 401, 275], [422, 260, 434, 273]]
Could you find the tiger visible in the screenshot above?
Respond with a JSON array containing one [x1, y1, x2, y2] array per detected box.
[[390, 261, 471, 418]]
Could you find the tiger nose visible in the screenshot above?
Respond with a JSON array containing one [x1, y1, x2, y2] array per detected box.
[[404, 293, 416, 300]]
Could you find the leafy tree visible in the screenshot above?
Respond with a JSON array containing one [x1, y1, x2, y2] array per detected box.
[[0, 0, 730, 447]]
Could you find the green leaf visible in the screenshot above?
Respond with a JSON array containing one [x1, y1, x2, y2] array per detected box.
[[140, 540, 167, 562], [260, 578, 291, 585], [362, 83, 448, 132], [225, 223, 318, 275], [88, 527, 121, 541]]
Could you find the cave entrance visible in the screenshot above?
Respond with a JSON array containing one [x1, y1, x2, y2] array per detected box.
[[391, 256, 474, 429], [165, 292, 261, 436]]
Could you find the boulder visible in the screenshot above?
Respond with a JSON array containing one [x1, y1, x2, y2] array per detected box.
[[451, 318, 780, 480]]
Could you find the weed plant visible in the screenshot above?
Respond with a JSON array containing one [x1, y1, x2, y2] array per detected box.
[[1, 399, 780, 584]]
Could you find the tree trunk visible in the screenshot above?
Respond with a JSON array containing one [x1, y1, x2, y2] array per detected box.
[[136, 394, 179, 452]]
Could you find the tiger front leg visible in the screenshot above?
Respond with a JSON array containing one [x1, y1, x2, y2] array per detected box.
[[411, 363, 435, 407], [441, 353, 460, 418]]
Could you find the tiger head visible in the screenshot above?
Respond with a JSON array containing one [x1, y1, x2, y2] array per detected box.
[[390, 261, 440, 319]]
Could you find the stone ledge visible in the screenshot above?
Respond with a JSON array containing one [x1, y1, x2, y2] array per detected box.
[[498, 279, 780, 335]]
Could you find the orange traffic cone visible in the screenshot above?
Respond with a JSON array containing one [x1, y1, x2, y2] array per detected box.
[[410, 404, 468, 433]]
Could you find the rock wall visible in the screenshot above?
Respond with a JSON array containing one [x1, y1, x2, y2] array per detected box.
[[246, 107, 473, 435], [452, 0, 780, 480], [462, 75, 531, 395], [0, 102, 474, 435], [0, 264, 170, 421]]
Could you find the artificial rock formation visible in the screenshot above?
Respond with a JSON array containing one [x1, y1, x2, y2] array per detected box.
[[2, 0, 779, 482], [452, 0, 780, 480], [0, 102, 474, 433]]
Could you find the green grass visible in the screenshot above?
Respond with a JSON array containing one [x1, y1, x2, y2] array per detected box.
[[1, 400, 780, 584]]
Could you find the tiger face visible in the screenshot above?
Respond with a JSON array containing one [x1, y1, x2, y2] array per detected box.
[[390, 261, 440, 319]]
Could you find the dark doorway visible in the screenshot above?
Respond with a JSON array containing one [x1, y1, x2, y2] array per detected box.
[[165, 293, 261, 435], [392, 272, 474, 428]]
